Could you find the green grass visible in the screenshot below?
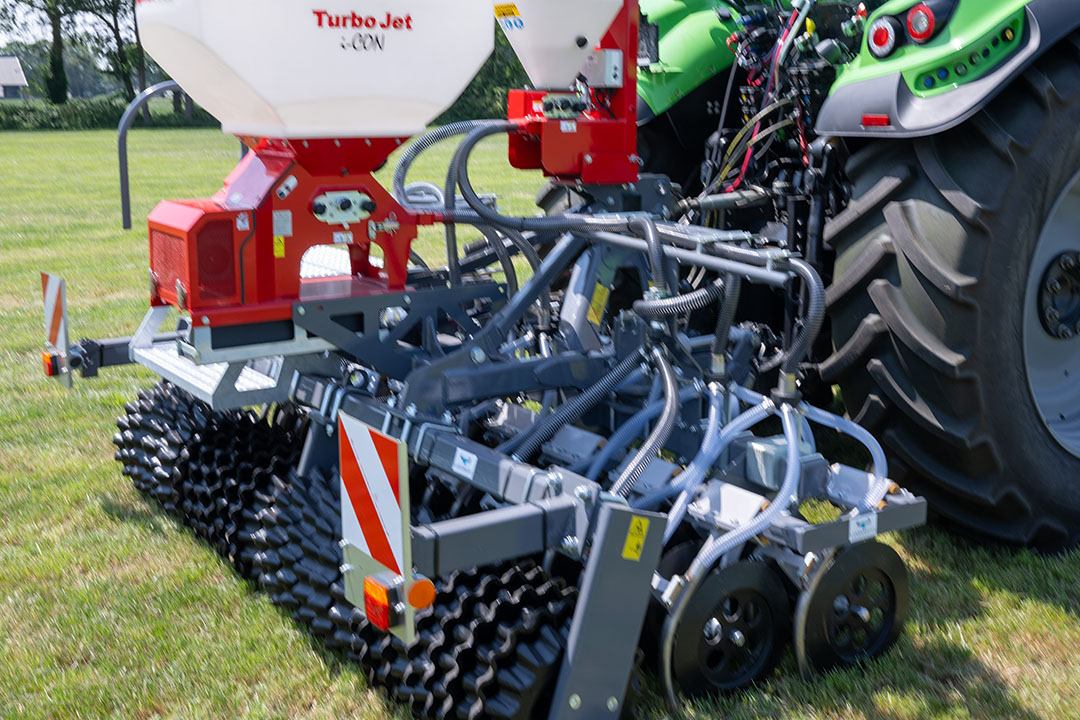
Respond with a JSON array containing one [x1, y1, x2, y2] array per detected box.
[[1, 129, 1079, 719]]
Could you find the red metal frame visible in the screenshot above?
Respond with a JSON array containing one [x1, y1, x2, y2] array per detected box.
[[147, 136, 432, 327], [507, 2, 640, 185], [145, 0, 638, 332]]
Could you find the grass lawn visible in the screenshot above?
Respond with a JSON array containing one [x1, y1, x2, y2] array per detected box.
[[1, 129, 1078, 720]]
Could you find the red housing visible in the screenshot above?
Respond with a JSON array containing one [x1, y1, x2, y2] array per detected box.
[[147, 138, 428, 328], [507, 2, 640, 186]]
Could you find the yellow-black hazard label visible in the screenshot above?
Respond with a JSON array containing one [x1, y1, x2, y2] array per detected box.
[[621, 516, 650, 562], [273, 235, 286, 259], [587, 283, 611, 326], [494, 3, 520, 18]]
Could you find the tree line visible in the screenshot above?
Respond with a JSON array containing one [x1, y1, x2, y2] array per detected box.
[[0, 1, 158, 104]]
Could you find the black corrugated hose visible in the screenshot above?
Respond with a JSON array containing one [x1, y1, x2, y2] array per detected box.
[[611, 346, 680, 498]]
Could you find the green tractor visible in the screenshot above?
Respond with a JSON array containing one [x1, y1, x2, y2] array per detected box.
[[633, 0, 1080, 549]]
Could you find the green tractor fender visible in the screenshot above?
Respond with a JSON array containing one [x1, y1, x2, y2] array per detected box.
[[636, 0, 741, 124], [817, 0, 1080, 137]]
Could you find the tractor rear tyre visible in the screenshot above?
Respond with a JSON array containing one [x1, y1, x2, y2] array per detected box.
[[823, 35, 1080, 550]]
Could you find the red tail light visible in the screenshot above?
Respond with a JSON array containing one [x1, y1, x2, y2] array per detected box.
[[906, 3, 935, 43], [868, 16, 901, 58]]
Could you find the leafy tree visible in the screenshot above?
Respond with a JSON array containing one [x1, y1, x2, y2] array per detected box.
[[440, 27, 529, 122], [0, 0, 84, 103], [1, 38, 118, 97]]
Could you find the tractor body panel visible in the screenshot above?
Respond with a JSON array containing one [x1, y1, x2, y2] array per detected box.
[[636, 0, 739, 122], [817, 0, 1080, 137]]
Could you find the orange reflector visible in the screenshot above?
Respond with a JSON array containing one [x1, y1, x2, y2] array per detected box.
[[42, 351, 57, 377], [364, 576, 392, 631], [861, 114, 891, 127], [408, 578, 436, 610]]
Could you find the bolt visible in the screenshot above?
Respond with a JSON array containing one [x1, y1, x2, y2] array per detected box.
[[1059, 326, 1074, 340], [339, 564, 354, 574], [403, 294, 412, 306], [1061, 255, 1077, 271], [561, 535, 579, 554], [201, 316, 210, 326], [442, 412, 454, 424], [1049, 279, 1064, 294], [574, 485, 592, 501], [298, 306, 307, 316], [607, 697, 619, 712], [703, 617, 722, 643], [470, 347, 487, 364], [406, 403, 417, 417], [1046, 307, 1059, 321], [728, 629, 746, 648], [569, 694, 582, 710], [853, 606, 871, 623], [584, 154, 594, 165]]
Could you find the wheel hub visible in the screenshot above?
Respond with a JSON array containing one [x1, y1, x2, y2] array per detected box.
[[1038, 252, 1080, 339], [671, 562, 790, 696], [794, 541, 909, 678], [1024, 170, 1080, 458]]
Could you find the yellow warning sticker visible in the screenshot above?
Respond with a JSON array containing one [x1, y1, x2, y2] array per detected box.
[[621, 517, 650, 562], [273, 235, 286, 259], [494, 3, 520, 17], [587, 283, 611, 326]]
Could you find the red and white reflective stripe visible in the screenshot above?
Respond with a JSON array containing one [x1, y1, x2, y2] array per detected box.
[[339, 414, 405, 574], [40, 272, 66, 349]]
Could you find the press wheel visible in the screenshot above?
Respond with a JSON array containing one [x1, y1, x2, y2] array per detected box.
[[794, 541, 909, 678]]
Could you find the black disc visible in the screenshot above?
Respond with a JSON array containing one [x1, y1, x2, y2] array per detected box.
[[794, 541, 909, 678], [671, 561, 791, 696]]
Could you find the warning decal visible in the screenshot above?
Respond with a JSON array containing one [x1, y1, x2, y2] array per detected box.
[[621, 516, 650, 562], [493, 3, 520, 18]]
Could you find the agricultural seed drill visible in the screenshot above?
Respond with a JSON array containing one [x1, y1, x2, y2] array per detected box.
[[39, 0, 933, 716]]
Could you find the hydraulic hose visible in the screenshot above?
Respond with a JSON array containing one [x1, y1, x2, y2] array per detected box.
[[630, 216, 674, 296], [652, 224, 826, 375], [582, 382, 701, 480], [477, 226, 519, 297], [781, 257, 825, 375], [632, 279, 726, 321], [446, 122, 636, 234], [728, 383, 889, 511], [632, 385, 725, 512], [503, 347, 647, 463], [663, 397, 776, 544], [611, 347, 680, 498], [711, 274, 742, 372], [392, 121, 490, 207], [443, 121, 514, 286], [660, 403, 801, 711]]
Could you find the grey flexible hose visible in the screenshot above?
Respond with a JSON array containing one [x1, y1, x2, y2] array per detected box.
[[583, 382, 701, 480], [393, 121, 490, 205], [660, 403, 801, 711], [504, 347, 647, 462], [630, 216, 674, 296], [652, 224, 826, 375], [711, 274, 742, 362], [663, 398, 776, 544], [729, 383, 891, 510], [476, 226, 519, 297], [447, 122, 635, 234], [632, 384, 725, 512], [611, 347, 680, 498], [632, 279, 725, 320]]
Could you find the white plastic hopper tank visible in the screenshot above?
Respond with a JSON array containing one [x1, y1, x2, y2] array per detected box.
[[494, 0, 623, 89], [136, 0, 495, 138]]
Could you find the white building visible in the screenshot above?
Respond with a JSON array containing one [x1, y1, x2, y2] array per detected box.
[[0, 56, 29, 99]]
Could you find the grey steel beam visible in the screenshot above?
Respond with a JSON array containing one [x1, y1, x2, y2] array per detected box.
[[548, 503, 667, 720], [411, 495, 578, 577]]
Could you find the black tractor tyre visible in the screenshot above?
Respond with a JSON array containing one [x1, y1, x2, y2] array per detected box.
[[822, 34, 1080, 550]]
